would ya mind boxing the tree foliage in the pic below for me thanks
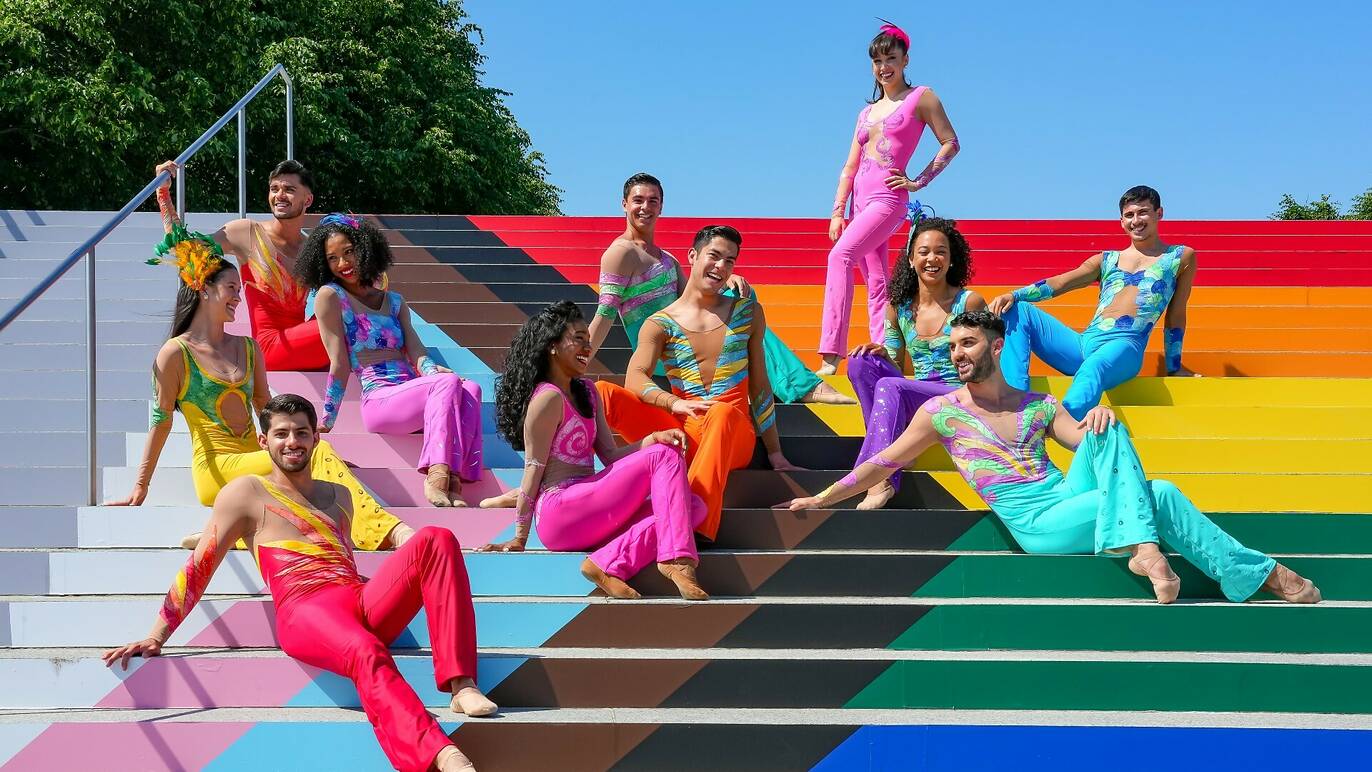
[0,0,560,214]
[1271,189,1372,221]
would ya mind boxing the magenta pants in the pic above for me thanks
[535,443,706,580]
[819,173,907,356]
[359,373,483,482]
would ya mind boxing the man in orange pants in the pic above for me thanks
[596,225,800,540]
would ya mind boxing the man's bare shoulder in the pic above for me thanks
[601,238,651,274]
[216,219,260,254]
[217,475,267,513]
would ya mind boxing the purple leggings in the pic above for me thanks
[536,443,706,580]
[360,373,483,482]
[848,353,957,489]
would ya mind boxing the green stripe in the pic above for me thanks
[912,554,1372,601]
[846,660,1372,713]
[890,604,1372,653]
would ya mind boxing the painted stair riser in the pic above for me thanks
[7,598,1371,652]
[0,551,1365,600]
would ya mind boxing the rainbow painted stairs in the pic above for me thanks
[1,211,1371,770]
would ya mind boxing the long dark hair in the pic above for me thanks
[887,216,974,309]
[868,27,911,103]
[170,261,238,339]
[494,301,592,451]
[293,215,394,290]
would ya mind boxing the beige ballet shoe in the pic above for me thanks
[450,677,498,717]
[657,558,709,601]
[384,522,416,549]
[478,489,518,509]
[424,464,452,508]
[801,381,858,405]
[1262,563,1322,604]
[179,532,201,550]
[447,474,469,508]
[856,481,896,511]
[1128,549,1181,604]
[435,745,476,772]
[815,358,839,377]
[580,557,641,599]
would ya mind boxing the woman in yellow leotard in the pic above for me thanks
[107,169,409,550]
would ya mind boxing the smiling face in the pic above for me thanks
[949,324,1003,384]
[622,183,663,230]
[267,173,311,220]
[203,265,242,324]
[871,48,909,91]
[1120,201,1162,242]
[324,232,362,289]
[550,320,592,378]
[910,229,952,289]
[687,237,738,293]
[260,411,317,473]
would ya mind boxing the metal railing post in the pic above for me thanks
[176,165,187,223]
[86,247,98,506]
[284,71,295,160]
[238,110,248,219]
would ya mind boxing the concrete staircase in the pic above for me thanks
[2,212,1371,770]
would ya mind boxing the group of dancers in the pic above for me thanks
[97,21,1320,772]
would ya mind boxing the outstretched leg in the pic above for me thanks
[998,303,1086,390]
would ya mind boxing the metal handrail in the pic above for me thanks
[0,64,294,505]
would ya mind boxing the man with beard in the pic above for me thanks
[156,159,330,370]
[783,310,1320,606]
[595,225,802,541]
[104,394,496,772]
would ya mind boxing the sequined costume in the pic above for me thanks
[819,86,931,356]
[1001,245,1187,419]
[321,284,482,481]
[527,381,706,578]
[242,224,331,371]
[922,392,1274,601]
[846,289,970,487]
[168,336,401,549]
[595,250,823,403]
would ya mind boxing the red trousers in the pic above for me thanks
[269,527,477,772]
[595,381,754,540]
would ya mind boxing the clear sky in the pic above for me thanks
[465,0,1372,219]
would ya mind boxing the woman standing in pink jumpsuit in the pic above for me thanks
[817,20,962,375]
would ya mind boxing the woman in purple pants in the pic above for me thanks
[846,216,983,509]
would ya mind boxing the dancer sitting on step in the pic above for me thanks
[817,19,960,376]
[294,213,483,508]
[477,302,709,601]
[845,214,985,510]
[785,310,1320,606]
[987,185,1200,420]
[153,159,332,371]
[104,394,495,772]
[107,199,410,551]
[590,172,853,405]
[595,225,802,542]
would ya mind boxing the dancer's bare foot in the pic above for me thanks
[856,481,896,511]
[447,475,468,508]
[424,464,452,508]
[580,557,641,599]
[658,558,709,601]
[1128,544,1180,604]
[478,490,518,509]
[1262,563,1322,604]
[801,381,857,405]
[449,676,498,717]
[435,744,476,772]
[815,355,840,377]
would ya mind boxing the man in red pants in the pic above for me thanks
[104,394,494,772]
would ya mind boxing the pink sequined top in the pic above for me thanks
[854,85,929,177]
[533,380,598,472]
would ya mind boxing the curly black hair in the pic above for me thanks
[494,301,593,451]
[887,216,974,309]
[293,215,395,290]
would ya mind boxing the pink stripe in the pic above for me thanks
[187,599,280,647]
[2,722,253,771]
[96,658,315,709]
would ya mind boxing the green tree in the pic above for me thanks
[1347,188,1372,221]
[0,0,560,214]
[1271,189,1372,221]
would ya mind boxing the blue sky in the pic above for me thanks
[465,1,1372,219]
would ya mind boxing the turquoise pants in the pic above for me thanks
[982,423,1275,602]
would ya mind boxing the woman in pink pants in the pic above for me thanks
[479,301,709,601]
[297,214,483,507]
[817,20,962,375]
